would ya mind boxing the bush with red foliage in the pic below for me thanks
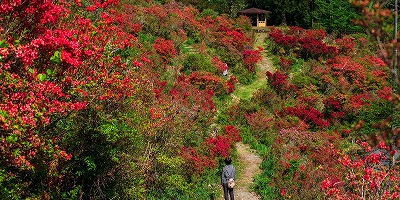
[328,56,367,89]
[299,36,338,58]
[211,56,229,74]
[284,106,329,128]
[242,46,263,72]
[225,76,238,93]
[153,37,177,63]
[180,147,216,174]
[335,36,356,55]
[278,56,292,71]
[188,71,236,95]
[245,109,273,134]
[181,125,241,174]
[222,125,241,143]
[269,28,299,49]
[271,128,343,199]
[322,141,400,199]
[323,97,345,121]
[266,70,298,98]
[269,27,338,58]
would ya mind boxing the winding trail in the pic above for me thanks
[220,31,274,200]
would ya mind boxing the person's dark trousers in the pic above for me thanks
[222,183,234,200]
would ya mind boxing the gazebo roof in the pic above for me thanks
[238,7,271,14]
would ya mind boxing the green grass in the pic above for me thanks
[233,78,267,101]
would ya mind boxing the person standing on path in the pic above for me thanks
[221,157,236,200]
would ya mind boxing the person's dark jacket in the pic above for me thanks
[221,164,236,184]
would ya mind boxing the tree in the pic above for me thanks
[313,0,362,33]
[246,0,362,31]
[245,0,313,27]
[177,0,247,16]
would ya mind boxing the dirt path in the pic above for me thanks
[233,142,262,200]
[220,32,274,200]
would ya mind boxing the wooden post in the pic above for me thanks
[265,14,267,26]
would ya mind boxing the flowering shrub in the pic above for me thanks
[245,109,273,134]
[299,36,338,58]
[188,71,235,95]
[153,38,177,63]
[223,125,241,143]
[266,70,298,97]
[180,146,216,174]
[225,76,238,93]
[242,46,263,72]
[278,56,292,71]
[269,27,338,58]
[284,106,329,128]
[211,56,229,74]
[205,135,231,157]
[335,36,356,55]
[269,28,299,49]
[322,141,400,199]
[323,97,345,121]
[328,56,367,89]
[270,128,343,199]
[181,125,241,174]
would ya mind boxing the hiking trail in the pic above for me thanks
[220,31,274,200]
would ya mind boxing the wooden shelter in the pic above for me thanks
[238,8,271,27]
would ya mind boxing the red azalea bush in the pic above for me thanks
[271,128,343,199]
[266,70,298,98]
[335,36,356,55]
[322,141,400,199]
[0,0,255,198]
[211,56,229,74]
[323,97,345,121]
[181,125,241,174]
[284,106,329,128]
[180,146,216,174]
[153,37,177,63]
[242,46,263,72]
[223,125,242,143]
[278,56,293,71]
[269,27,338,58]
[299,36,338,58]
[328,56,367,89]
[269,28,299,49]
[245,109,273,135]
[225,76,238,93]
[187,71,236,95]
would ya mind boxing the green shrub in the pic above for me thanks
[358,101,393,135]
[182,53,215,73]
[230,64,257,85]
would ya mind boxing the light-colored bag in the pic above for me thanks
[228,177,235,188]
[227,167,235,188]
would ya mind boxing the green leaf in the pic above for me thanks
[12,149,20,157]
[13,40,20,46]
[6,134,17,144]
[50,51,61,64]
[0,40,7,48]
[28,68,34,74]
[46,69,54,76]
[37,73,47,81]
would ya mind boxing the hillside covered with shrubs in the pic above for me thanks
[1,0,400,199]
